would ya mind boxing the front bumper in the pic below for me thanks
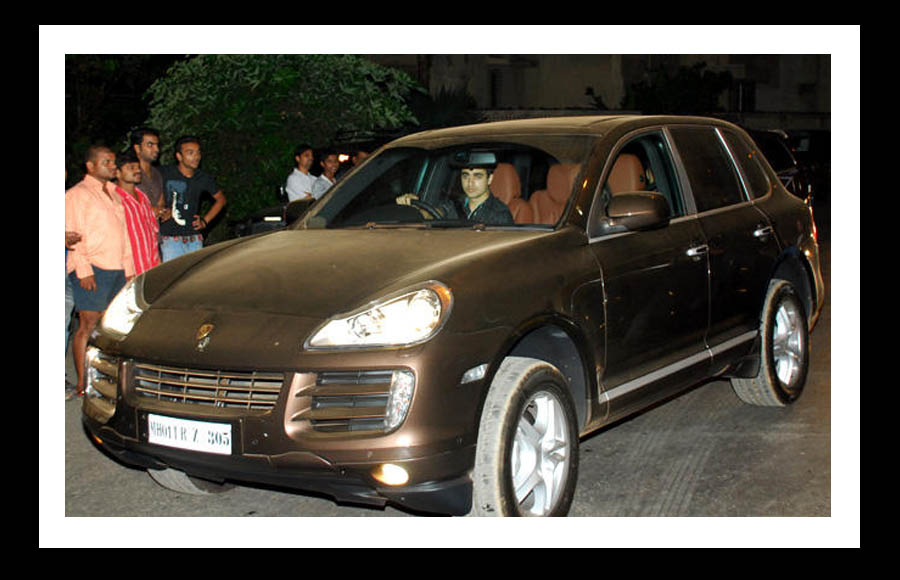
[79,330,502,515]
[83,408,474,515]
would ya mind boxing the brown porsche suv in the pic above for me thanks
[82,115,824,516]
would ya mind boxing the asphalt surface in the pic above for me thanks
[44,202,859,547]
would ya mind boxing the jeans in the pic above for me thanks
[161,235,203,262]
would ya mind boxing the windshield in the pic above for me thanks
[295,135,596,229]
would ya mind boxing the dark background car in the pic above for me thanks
[788,129,831,202]
[746,128,812,202]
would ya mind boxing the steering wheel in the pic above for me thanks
[410,199,443,220]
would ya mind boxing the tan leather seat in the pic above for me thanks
[607,153,646,194]
[490,163,533,224]
[530,163,580,225]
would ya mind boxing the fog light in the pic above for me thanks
[372,463,409,486]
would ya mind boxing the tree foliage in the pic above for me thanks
[144,55,422,240]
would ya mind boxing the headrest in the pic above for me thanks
[608,153,646,194]
[490,163,522,204]
[547,163,581,203]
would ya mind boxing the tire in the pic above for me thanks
[731,279,810,407]
[147,468,234,496]
[470,357,579,516]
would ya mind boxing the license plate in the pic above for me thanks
[147,414,232,455]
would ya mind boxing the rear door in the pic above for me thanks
[667,125,781,369]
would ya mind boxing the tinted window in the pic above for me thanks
[670,126,745,212]
[722,130,771,199]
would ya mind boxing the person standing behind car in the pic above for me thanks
[65,145,134,397]
[335,148,369,181]
[159,136,226,261]
[285,144,316,202]
[113,150,161,275]
[130,127,167,218]
[311,149,340,199]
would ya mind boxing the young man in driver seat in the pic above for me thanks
[396,157,514,226]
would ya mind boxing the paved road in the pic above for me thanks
[47,206,857,546]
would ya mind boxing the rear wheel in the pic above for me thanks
[731,279,809,406]
[470,357,579,516]
[147,468,234,496]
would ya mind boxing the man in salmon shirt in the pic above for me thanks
[65,145,134,398]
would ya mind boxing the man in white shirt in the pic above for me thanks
[311,150,340,200]
[285,144,316,202]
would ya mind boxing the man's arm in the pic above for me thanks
[194,190,227,230]
[286,173,313,201]
[65,188,94,281]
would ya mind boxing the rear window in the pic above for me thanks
[721,130,771,199]
[669,126,745,212]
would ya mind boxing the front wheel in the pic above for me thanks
[731,279,810,406]
[470,357,579,516]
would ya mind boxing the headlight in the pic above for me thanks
[100,276,148,340]
[306,282,452,349]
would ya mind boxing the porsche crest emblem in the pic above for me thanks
[196,323,215,351]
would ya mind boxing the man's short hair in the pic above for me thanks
[175,135,201,155]
[116,149,140,169]
[85,144,113,165]
[130,127,160,147]
[294,144,313,158]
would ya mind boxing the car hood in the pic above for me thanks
[143,227,547,320]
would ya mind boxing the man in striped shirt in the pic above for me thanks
[112,150,161,275]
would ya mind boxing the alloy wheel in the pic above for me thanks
[511,390,572,516]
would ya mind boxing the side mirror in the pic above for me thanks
[594,192,670,235]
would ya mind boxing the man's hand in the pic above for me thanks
[192,214,208,231]
[80,275,97,292]
[65,231,82,249]
[395,193,420,206]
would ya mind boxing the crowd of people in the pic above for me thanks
[64,128,354,400]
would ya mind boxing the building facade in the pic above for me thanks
[366,54,831,130]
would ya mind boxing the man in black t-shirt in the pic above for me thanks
[159,136,227,262]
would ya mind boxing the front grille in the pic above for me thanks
[133,362,285,411]
[302,370,394,433]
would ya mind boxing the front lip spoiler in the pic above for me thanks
[83,414,474,516]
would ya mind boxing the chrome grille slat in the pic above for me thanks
[133,362,285,411]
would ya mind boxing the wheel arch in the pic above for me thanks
[483,314,595,432]
[772,247,816,324]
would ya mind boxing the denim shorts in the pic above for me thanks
[161,235,203,262]
[69,267,126,312]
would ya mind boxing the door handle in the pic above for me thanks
[686,244,709,259]
[753,225,774,239]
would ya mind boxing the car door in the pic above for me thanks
[667,125,781,370]
[584,130,711,418]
